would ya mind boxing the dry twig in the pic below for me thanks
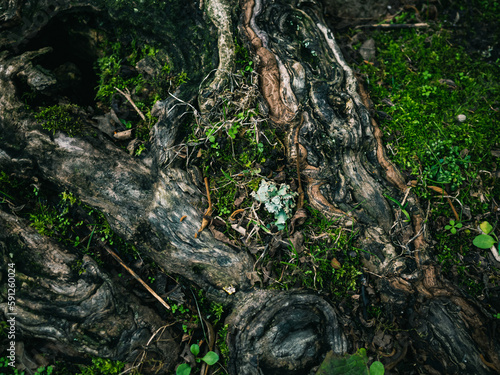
[114,87,147,121]
[102,244,170,310]
[294,114,305,209]
[195,177,213,238]
[356,23,429,30]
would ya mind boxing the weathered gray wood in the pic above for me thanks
[0,210,180,373]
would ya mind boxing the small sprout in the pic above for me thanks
[176,344,220,375]
[445,219,462,235]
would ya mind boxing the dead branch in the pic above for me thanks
[102,244,171,310]
[115,87,147,122]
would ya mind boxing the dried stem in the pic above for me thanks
[102,244,170,310]
[115,87,147,121]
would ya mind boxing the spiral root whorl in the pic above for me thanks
[226,290,347,375]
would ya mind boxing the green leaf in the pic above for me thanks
[480,221,493,235]
[445,225,451,230]
[451,227,457,234]
[455,222,463,229]
[383,194,403,210]
[201,351,219,365]
[473,234,496,249]
[402,210,411,222]
[176,363,191,375]
[449,220,455,225]
[190,344,200,356]
[369,361,385,375]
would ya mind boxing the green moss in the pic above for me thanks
[34,104,87,137]
[359,29,499,211]
[25,187,140,267]
[77,357,125,375]
[357,19,500,298]
[234,37,254,76]
[93,36,193,144]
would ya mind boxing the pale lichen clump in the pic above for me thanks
[251,180,298,230]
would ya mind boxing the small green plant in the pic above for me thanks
[176,344,219,375]
[420,84,437,97]
[216,324,230,360]
[423,141,471,191]
[120,118,133,129]
[445,219,463,235]
[209,302,225,325]
[171,303,189,315]
[473,221,498,249]
[251,180,298,230]
[234,37,254,76]
[383,194,410,222]
[29,191,73,238]
[228,123,240,139]
[135,143,146,156]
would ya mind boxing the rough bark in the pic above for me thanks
[1,0,499,374]
[0,210,180,372]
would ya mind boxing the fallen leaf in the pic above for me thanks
[331,258,341,269]
[438,78,458,90]
[231,224,246,236]
[209,225,238,247]
[290,208,308,233]
[234,187,247,207]
[289,231,304,254]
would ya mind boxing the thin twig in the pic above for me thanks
[356,23,429,29]
[169,91,199,117]
[114,87,146,122]
[295,114,305,209]
[428,185,460,221]
[102,244,170,310]
[400,186,412,207]
[196,177,213,238]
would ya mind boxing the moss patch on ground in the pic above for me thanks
[351,3,500,302]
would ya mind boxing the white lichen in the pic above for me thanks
[252,180,298,230]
